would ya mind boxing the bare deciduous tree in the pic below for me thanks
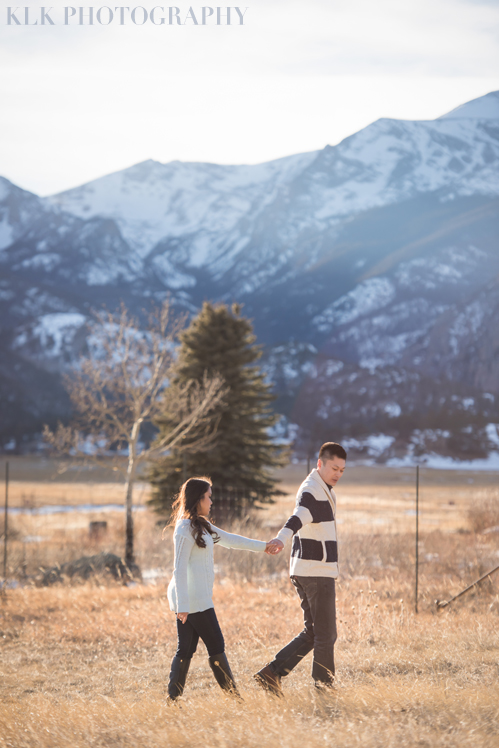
[44,301,226,569]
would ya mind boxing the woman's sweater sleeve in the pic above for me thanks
[172,528,195,613]
[211,525,266,553]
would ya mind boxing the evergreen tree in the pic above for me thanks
[149,302,286,514]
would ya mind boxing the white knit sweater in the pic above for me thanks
[167,519,267,614]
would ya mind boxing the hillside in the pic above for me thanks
[1,91,498,462]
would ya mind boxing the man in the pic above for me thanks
[255,441,347,695]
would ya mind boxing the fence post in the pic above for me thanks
[2,461,9,593]
[415,464,419,614]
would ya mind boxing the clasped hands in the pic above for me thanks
[265,538,284,555]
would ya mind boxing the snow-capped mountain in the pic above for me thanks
[1,91,498,461]
[439,90,499,119]
[44,93,499,298]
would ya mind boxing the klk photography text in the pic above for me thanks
[4,5,248,24]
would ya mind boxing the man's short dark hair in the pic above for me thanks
[318,442,347,462]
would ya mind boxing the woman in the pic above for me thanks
[165,476,273,700]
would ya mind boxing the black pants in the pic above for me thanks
[175,607,225,659]
[269,576,337,685]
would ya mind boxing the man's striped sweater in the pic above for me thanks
[276,468,338,578]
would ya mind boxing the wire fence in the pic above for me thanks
[1,457,499,607]
[154,484,273,523]
[0,459,276,586]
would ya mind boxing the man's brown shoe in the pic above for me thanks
[254,665,283,697]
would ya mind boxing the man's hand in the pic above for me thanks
[265,538,284,555]
[177,612,188,624]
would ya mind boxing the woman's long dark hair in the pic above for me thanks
[165,477,219,548]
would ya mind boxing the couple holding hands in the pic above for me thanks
[166,441,347,701]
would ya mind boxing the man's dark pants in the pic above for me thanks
[269,576,337,685]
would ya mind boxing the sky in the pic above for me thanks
[1,0,499,195]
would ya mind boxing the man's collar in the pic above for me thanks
[310,468,332,492]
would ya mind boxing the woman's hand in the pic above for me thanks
[177,612,188,624]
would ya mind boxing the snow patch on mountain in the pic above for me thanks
[21,253,61,272]
[395,246,486,290]
[384,403,401,418]
[151,254,196,289]
[313,277,395,333]
[357,330,426,371]
[84,262,135,286]
[448,301,485,355]
[0,220,14,251]
[263,342,319,388]
[14,313,87,358]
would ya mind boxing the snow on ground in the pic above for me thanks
[486,424,499,448]
[365,434,395,455]
[343,434,395,457]
[388,453,499,470]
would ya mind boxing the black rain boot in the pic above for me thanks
[167,656,191,701]
[208,652,241,698]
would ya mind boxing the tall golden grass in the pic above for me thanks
[1,570,498,748]
[1,462,498,747]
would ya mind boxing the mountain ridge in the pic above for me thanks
[1,91,498,462]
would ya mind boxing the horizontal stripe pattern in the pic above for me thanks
[299,491,335,523]
[284,515,303,534]
[292,537,323,561]
[325,540,338,563]
[291,537,338,563]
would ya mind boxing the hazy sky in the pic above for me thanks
[1,0,499,195]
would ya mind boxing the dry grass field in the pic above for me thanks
[1,572,498,748]
[1,458,499,747]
